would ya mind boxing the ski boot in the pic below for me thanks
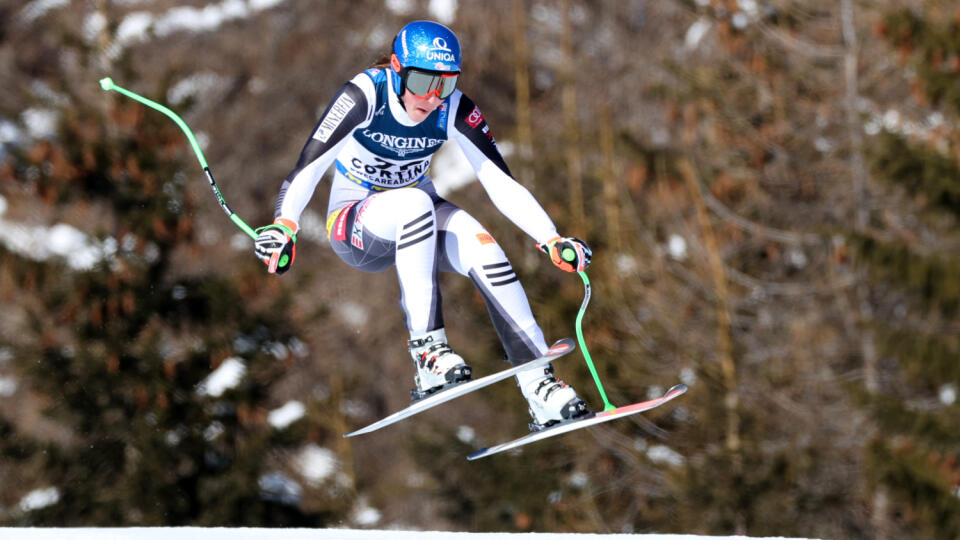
[408,328,472,400]
[517,364,592,432]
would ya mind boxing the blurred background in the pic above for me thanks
[1,0,959,538]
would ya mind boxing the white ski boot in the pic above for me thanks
[517,364,592,431]
[408,328,472,400]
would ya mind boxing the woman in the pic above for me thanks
[254,20,592,430]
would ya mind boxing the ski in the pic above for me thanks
[466,383,688,460]
[343,338,576,438]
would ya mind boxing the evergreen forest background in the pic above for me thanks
[1,1,960,538]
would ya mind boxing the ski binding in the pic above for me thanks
[343,338,576,438]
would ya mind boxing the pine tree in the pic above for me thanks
[0,67,349,529]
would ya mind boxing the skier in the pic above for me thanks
[254,20,592,430]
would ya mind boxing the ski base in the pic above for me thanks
[467,383,688,460]
[343,338,576,438]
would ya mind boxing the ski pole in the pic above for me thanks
[560,246,616,412]
[98,77,257,240]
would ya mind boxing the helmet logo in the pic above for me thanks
[424,36,457,66]
[432,37,451,52]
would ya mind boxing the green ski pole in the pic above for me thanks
[99,77,257,240]
[560,248,616,412]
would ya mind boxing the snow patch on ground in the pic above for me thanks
[295,445,338,486]
[350,497,382,527]
[21,108,58,140]
[0,527,821,539]
[268,400,306,429]
[17,488,60,512]
[0,215,118,271]
[196,357,246,397]
[106,0,290,55]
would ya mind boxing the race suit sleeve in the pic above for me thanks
[448,93,559,245]
[274,75,374,222]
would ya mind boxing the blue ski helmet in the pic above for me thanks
[391,21,462,95]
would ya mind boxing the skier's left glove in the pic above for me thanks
[254,218,298,275]
[537,236,592,273]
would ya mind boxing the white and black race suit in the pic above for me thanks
[274,67,560,364]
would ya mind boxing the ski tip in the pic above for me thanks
[547,338,575,355]
[99,77,115,91]
[466,448,489,461]
[667,383,689,396]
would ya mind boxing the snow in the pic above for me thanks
[259,471,303,505]
[684,18,711,50]
[350,497,383,527]
[731,13,749,30]
[338,301,370,328]
[385,0,415,15]
[17,487,60,512]
[0,376,17,397]
[82,10,106,43]
[429,0,458,24]
[268,400,306,429]
[456,425,476,443]
[295,444,338,486]
[940,383,957,405]
[667,234,688,261]
[231,231,253,250]
[203,421,225,441]
[568,472,588,488]
[298,209,329,244]
[647,444,686,466]
[22,108,58,140]
[196,357,246,397]
[0,211,118,271]
[112,0,291,51]
[115,12,154,46]
[0,118,24,150]
[431,140,476,197]
[614,254,638,275]
[250,0,286,9]
[0,528,819,539]
[167,72,231,105]
[19,0,68,23]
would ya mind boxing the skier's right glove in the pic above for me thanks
[254,218,298,275]
[537,236,592,273]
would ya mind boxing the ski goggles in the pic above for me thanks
[402,68,459,99]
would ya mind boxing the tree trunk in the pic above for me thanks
[680,159,743,533]
[600,103,621,252]
[842,2,888,538]
[560,0,585,232]
[511,0,534,184]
